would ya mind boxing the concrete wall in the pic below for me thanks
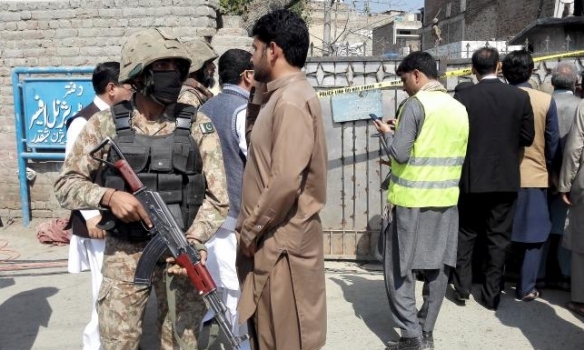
[372,20,421,56]
[0,0,222,220]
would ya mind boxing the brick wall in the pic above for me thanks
[0,0,221,221]
[421,0,558,49]
[372,23,394,56]
[463,0,498,41]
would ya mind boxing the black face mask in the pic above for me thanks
[148,70,183,105]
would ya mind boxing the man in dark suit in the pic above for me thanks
[451,47,535,310]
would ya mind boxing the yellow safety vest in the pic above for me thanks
[388,90,469,208]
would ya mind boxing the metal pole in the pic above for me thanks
[12,69,31,227]
[323,0,332,56]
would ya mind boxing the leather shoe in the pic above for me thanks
[453,290,469,306]
[385,336,423,350]
[476,294,498,310]
[422,331,434,350]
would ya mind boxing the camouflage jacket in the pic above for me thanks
[54,97,229,243]
[178,79,213,108]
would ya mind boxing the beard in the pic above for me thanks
[253,51,270,83]
[204,76,216,89]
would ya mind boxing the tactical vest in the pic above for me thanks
[388,90,469,208]
[103,101,206,241]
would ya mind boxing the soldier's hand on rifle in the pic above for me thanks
[166,257,188,276]
[165,241,208,277]
[86,215,106,239]
[102,189,153,228]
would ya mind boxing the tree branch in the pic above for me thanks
[241,0,303,33]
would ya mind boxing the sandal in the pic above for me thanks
[520,289,541,302]
[566,301,584,317]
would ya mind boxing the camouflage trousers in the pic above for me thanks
[97,237,207,350]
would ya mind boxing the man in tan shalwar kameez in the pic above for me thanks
[236,9,328,350]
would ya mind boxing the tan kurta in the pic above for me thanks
[518,87,552,187]
[236,72,328,350]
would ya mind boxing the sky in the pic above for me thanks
[353,0,425,13]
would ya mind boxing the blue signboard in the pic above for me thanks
[330,89,383,123]
[22,78,94,149]
[12,66,94,226]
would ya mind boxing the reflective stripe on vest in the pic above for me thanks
[388,90,469,208]
[390,173,461,189]
[408,156,465,167]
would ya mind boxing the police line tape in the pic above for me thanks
[317,49,584,98]
[317,80,402,97]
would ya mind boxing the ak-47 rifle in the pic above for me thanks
[90,137,248,349]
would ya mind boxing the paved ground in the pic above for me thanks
[1,217,583,350]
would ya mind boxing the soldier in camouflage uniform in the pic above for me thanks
[54,28,229,350]
[178,38,219,107]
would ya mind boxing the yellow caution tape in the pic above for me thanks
[442,50,584,78]
[533,49,584,62]
[317,49,584,98]
[317,79,402,97]
[443,67,472,77]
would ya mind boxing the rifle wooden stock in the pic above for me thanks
[175,254,216,295]
[113,159,143,192]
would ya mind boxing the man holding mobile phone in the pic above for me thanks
[373,51,469,350]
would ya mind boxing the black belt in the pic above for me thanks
[108,228,152,242]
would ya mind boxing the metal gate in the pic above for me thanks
[306,57,407,260]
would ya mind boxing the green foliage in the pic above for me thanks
[219,0,308,16]
[289,0,311,24]
[219,0,252,15]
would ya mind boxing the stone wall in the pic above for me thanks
[0,0,221,221]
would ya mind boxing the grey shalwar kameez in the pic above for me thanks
[381,82,459,339]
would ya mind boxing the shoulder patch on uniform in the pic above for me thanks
[200,122,215,134]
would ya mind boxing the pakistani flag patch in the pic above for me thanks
[200,122,215,134]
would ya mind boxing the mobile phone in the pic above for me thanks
[369,113,381,121]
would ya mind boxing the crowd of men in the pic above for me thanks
[51,6,584,350]
[374,48,584,350]
[55,9,327,350]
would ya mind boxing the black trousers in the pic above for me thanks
[452,192,517,309]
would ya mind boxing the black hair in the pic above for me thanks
[218,49,253,86]
[454,81,475,93]
[502,50,534,85]
[92,62,120,94]
[395,51,438,79]
[193,62,216,89]
[471,47,499,76]
[251,9,309,68]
